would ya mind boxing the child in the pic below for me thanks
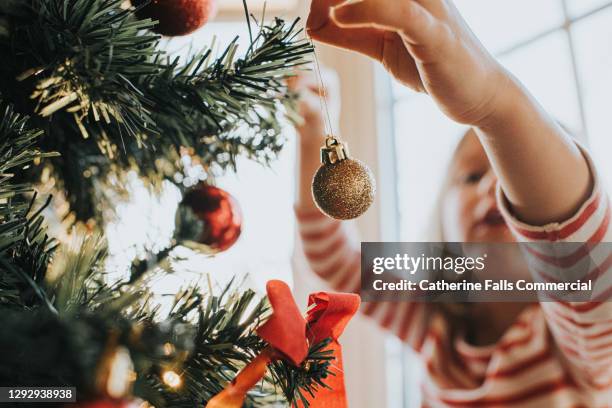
[293,0,612,406]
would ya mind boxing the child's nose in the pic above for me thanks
[478,170,498,197]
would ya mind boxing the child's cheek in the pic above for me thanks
[441,187,474,242]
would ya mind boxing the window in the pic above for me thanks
[381,1,612,406]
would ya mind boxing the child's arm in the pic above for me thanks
[307,0,592,226]
[308,0,611,384]
[291,72,433,351]
[497,158,612,388]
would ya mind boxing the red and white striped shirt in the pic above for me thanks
[295,157,612,407]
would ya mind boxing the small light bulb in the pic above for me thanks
[162,370,182,388]
[163,342,175,356]
[106,346,134,398]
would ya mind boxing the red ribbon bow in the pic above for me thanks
[206,280,360,408]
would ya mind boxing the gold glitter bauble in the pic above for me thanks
[312,157,376,220]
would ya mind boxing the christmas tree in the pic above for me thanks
[0,1,355,406]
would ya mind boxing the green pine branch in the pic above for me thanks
[0,4,333,405]
[0,100,57,309]
[0,0,312,220]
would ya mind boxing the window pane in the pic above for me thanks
[454,0,564,53]
[567,0,612,17]
[499,30,582,133]
[392,95,465,241]
[573,7,612,186]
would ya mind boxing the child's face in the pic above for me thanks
[441,132,515,243]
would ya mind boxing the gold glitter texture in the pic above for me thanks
[312,158,376,220]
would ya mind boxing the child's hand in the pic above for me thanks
[288,69,341,146]
[307,0,510,126]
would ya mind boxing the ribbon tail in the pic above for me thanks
[303,291,360,408]
[301,341,348,408]
[206,348,273,408]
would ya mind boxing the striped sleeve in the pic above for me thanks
[496,146,612,388]
[295,207,432,351]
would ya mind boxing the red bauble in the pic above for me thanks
[134,0,216,36]
[182,184,242,252]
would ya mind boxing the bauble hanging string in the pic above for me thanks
[309,42,376,220]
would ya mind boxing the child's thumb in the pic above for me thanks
[307,0,346,35]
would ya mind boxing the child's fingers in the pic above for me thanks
[381,32,426,91]
[309,22,391,62]
[307,0,348,34]
[307,0,390,60]
[308,19,425,91]
[332,0,441,46]
[306,0,427,90]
